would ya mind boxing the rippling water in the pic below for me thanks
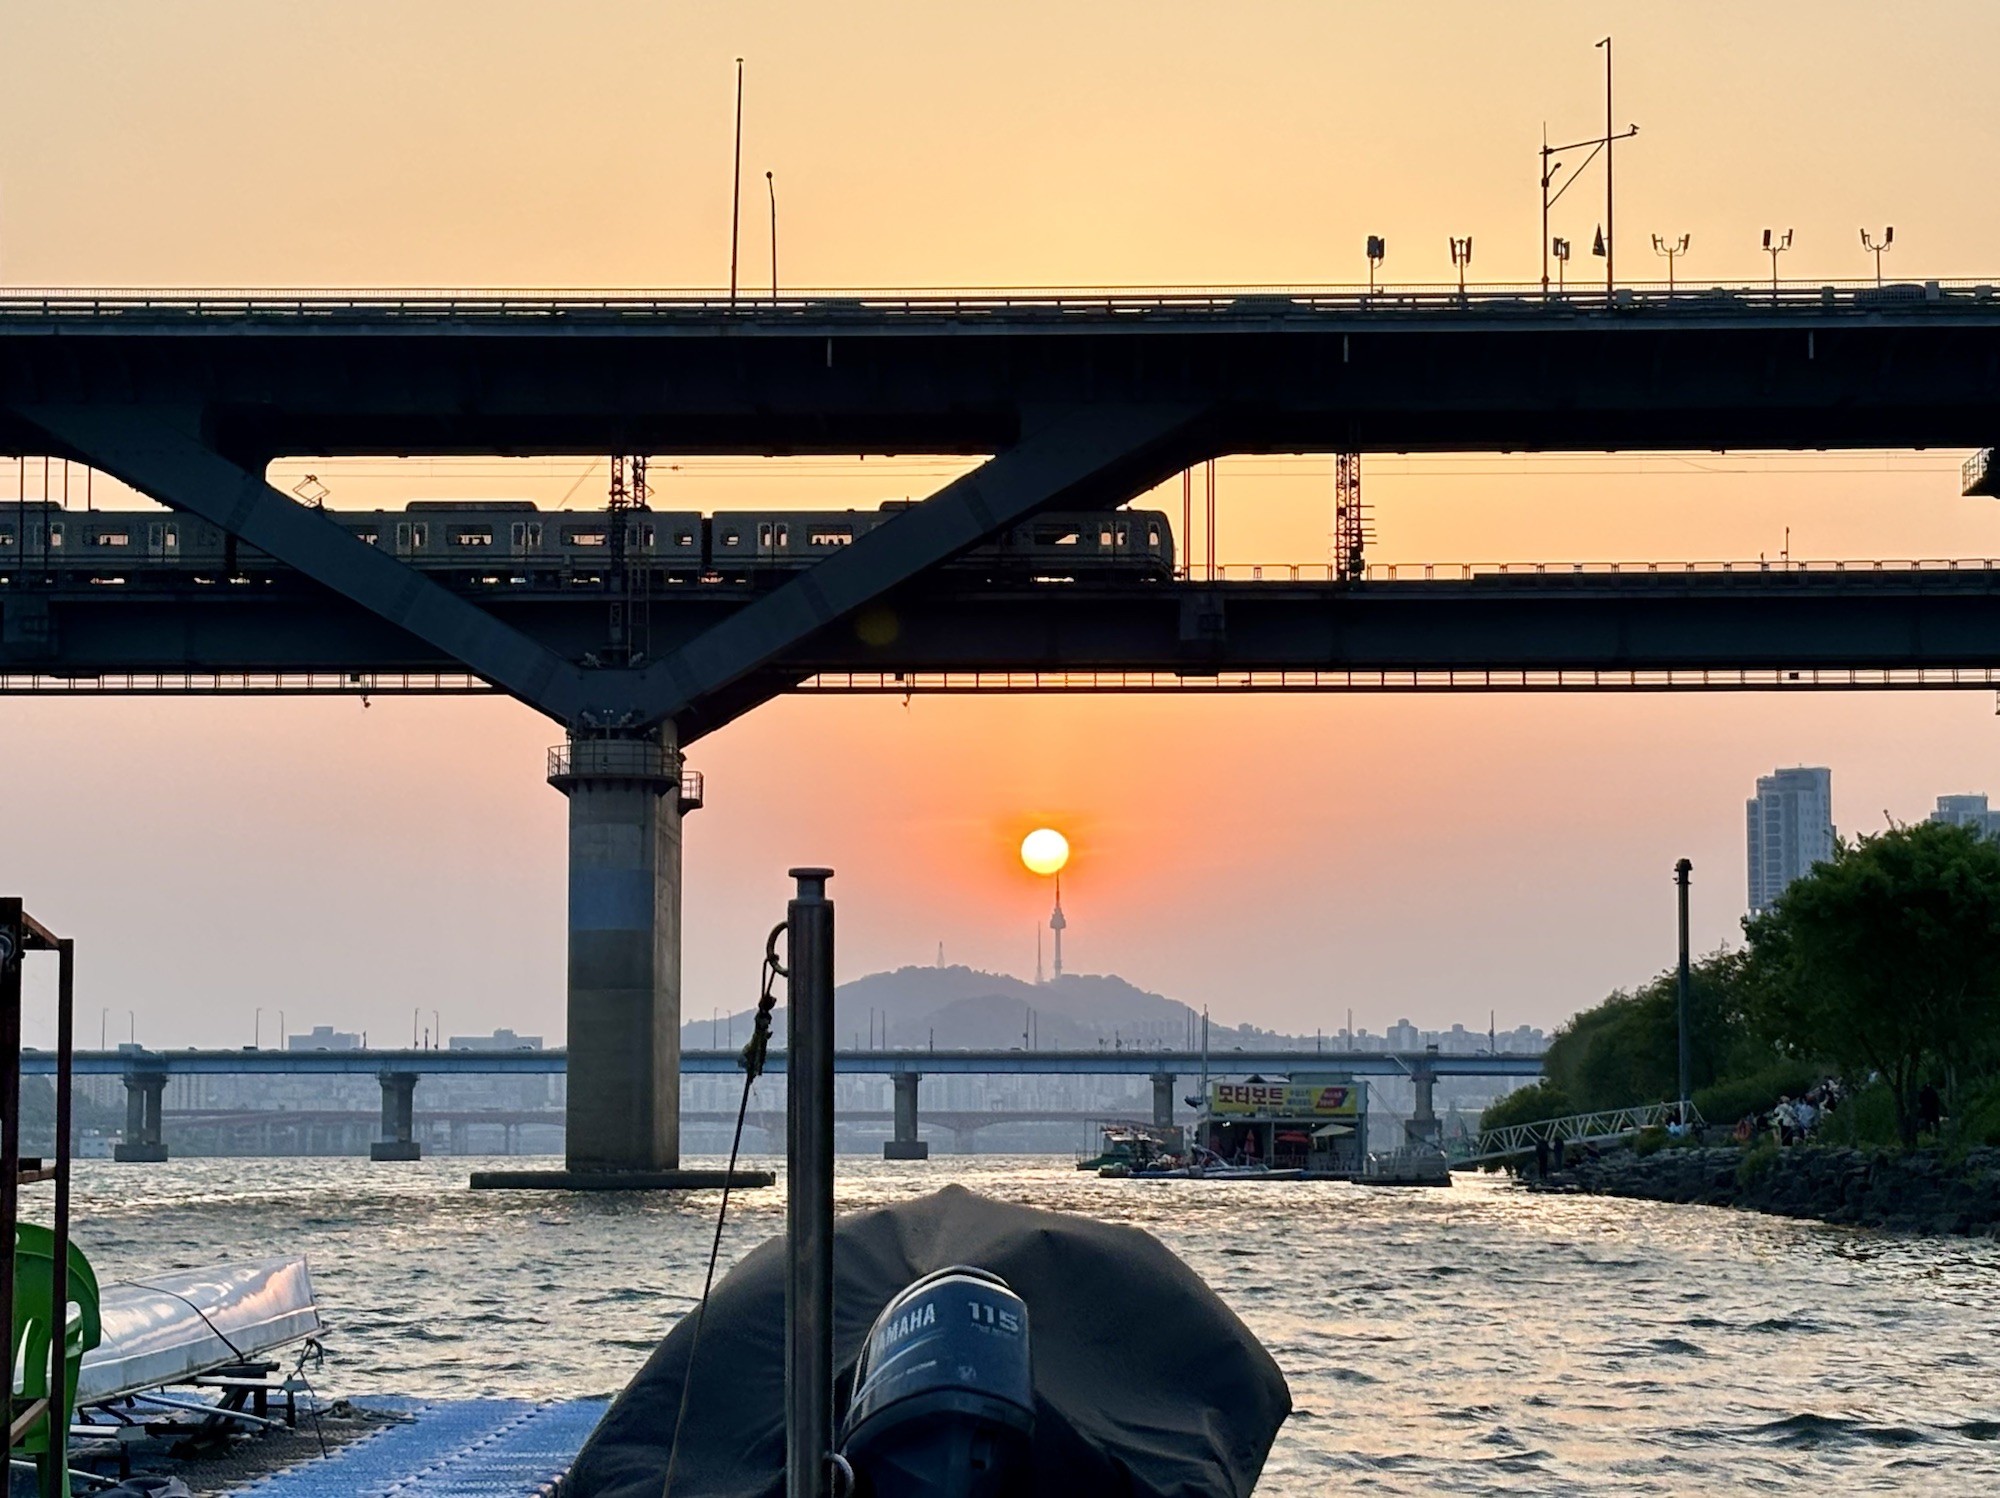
[63,1155,2000,1494]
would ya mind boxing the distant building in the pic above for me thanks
[449,1029,544,1051]
[1929,794,2000,839]
[1746,766,1835,914]
[288,1025,360,1051]
[1386,1018,1421,1051]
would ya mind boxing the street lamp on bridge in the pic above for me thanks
[1861,225,1894,287]
[1763,228,1793,301]
[1652,232,1690,294]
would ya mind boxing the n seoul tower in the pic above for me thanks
[1021,828,1070,981]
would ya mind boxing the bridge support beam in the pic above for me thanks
[1406,1052,1440,1149]
[370,1071,421,1161]
[1151,1072,1177,1128]
[884,1072,929,1160]
[113,1071,168,1163]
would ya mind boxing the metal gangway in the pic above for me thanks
[1448,1101,1704,1166]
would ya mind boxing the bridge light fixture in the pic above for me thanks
[1552,237,1571,292]
[1861,226,1894,286]
[1763,228,1793,301]
[1449,236,1473,296]
[1365,235,1386,294]
[1651,232,1690,294]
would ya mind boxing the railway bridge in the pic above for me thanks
[4,282,1997,1184]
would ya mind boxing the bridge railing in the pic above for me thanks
[1450,1101,1705,1164]
[0,277,1993,322]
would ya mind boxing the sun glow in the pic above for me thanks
[1020,827,1070,877]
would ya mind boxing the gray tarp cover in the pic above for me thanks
[565,1185,1291,1498]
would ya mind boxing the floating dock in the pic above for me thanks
[224,1398,606,1497]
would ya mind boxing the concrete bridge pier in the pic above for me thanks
[1406,1049,1440,1148]
[114,1071,168,1162]
[370,1071,421,1161]
[470,732,771,1192]
[884,1072,929,1160]
[1151,1072,1177,1128]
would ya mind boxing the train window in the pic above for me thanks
[639,524,656,550]
[146,523,179,558]
[91,529,132,548]
[809,528,853,547]
[563,527,609,547]
[1098,526,1114,548]
[1115,523,1130,549]
[527,523,542,549]
[0,527,13,547]
[775,524,788,548]
[510,521,544,551]
[673,530,695,548]
[353,528,380,546]
[720,528,742,548]
[449,526,494,547]
[48,523,64,548]
[1034,525,1081,546]
[757,523,774,549]
[1147,523,1162,550]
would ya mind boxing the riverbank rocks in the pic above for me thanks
[1527,1145,2000,1236]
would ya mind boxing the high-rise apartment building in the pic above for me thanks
[1929,794,2000,839]
[1746,766,1835,914]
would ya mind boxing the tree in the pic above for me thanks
[1744,821,2000,1147]
[1543,950,1761,1114]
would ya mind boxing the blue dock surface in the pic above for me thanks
[227,1398,609,1497]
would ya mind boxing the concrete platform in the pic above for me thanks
[468,1167,774,1191]
[368,1141,422,1162]
[883,1140,930,1160]
[112,1142,169,1163]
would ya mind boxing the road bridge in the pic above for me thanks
[151,1106,1150,1158]
[42,1047,1539,1163]
[6,279,1991,1185]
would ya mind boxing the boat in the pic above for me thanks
[76,1256,322,1407]
[1076,1121,1184,1173]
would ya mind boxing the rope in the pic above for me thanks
[661,920,788,1498]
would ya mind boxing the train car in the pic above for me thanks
[706,503,1175,584]
[0,498,1176,586]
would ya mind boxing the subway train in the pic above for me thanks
[0,500,1175,585]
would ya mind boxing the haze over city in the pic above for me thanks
[8,0,2000,1051]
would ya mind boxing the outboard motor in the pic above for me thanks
[838,1265,1033,1498]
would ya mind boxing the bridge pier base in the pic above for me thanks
[1151,1072,1177,1128]
[113,1071,168,1162]
[883,1072,929,1160]
[370,1071,421,1161]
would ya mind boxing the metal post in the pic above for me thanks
[1675,858,1692,1120]
[0,899,22,1413]
[729,59,745,305]
[1599,35,1614,295]
[786,867,836,1498]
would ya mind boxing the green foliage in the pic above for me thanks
[1953,1076,2000,1149]
[1693,1060,1823,1128]
[1544,949,1769,1115]
[1745,820,2000,1147]
[1737,1139,1781,1188]
[1478,1081,1573,1134]
[1815,1079,1904,1150]
[1631,1125,1669,1156]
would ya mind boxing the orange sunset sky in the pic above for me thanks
[7,2,2000,1048]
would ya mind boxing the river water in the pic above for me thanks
[63,1155,2000,1495]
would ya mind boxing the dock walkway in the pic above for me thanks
[225,1397,607,1497]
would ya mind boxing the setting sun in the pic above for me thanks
[1020,827,1071,877]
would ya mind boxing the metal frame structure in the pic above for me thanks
[1451,1101,1703,1164]
[0,898,75,1467]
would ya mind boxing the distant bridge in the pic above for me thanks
[30,1047,1545,1079]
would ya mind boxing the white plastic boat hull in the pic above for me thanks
[76,1257,321,1406]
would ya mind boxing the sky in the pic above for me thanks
[7,2,2000,1049]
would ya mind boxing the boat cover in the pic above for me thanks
[565,1185,1290,1498]
[76,1257,321,1406]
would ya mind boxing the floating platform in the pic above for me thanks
[468,1167,774,1191]
[226,1397,606,1496]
